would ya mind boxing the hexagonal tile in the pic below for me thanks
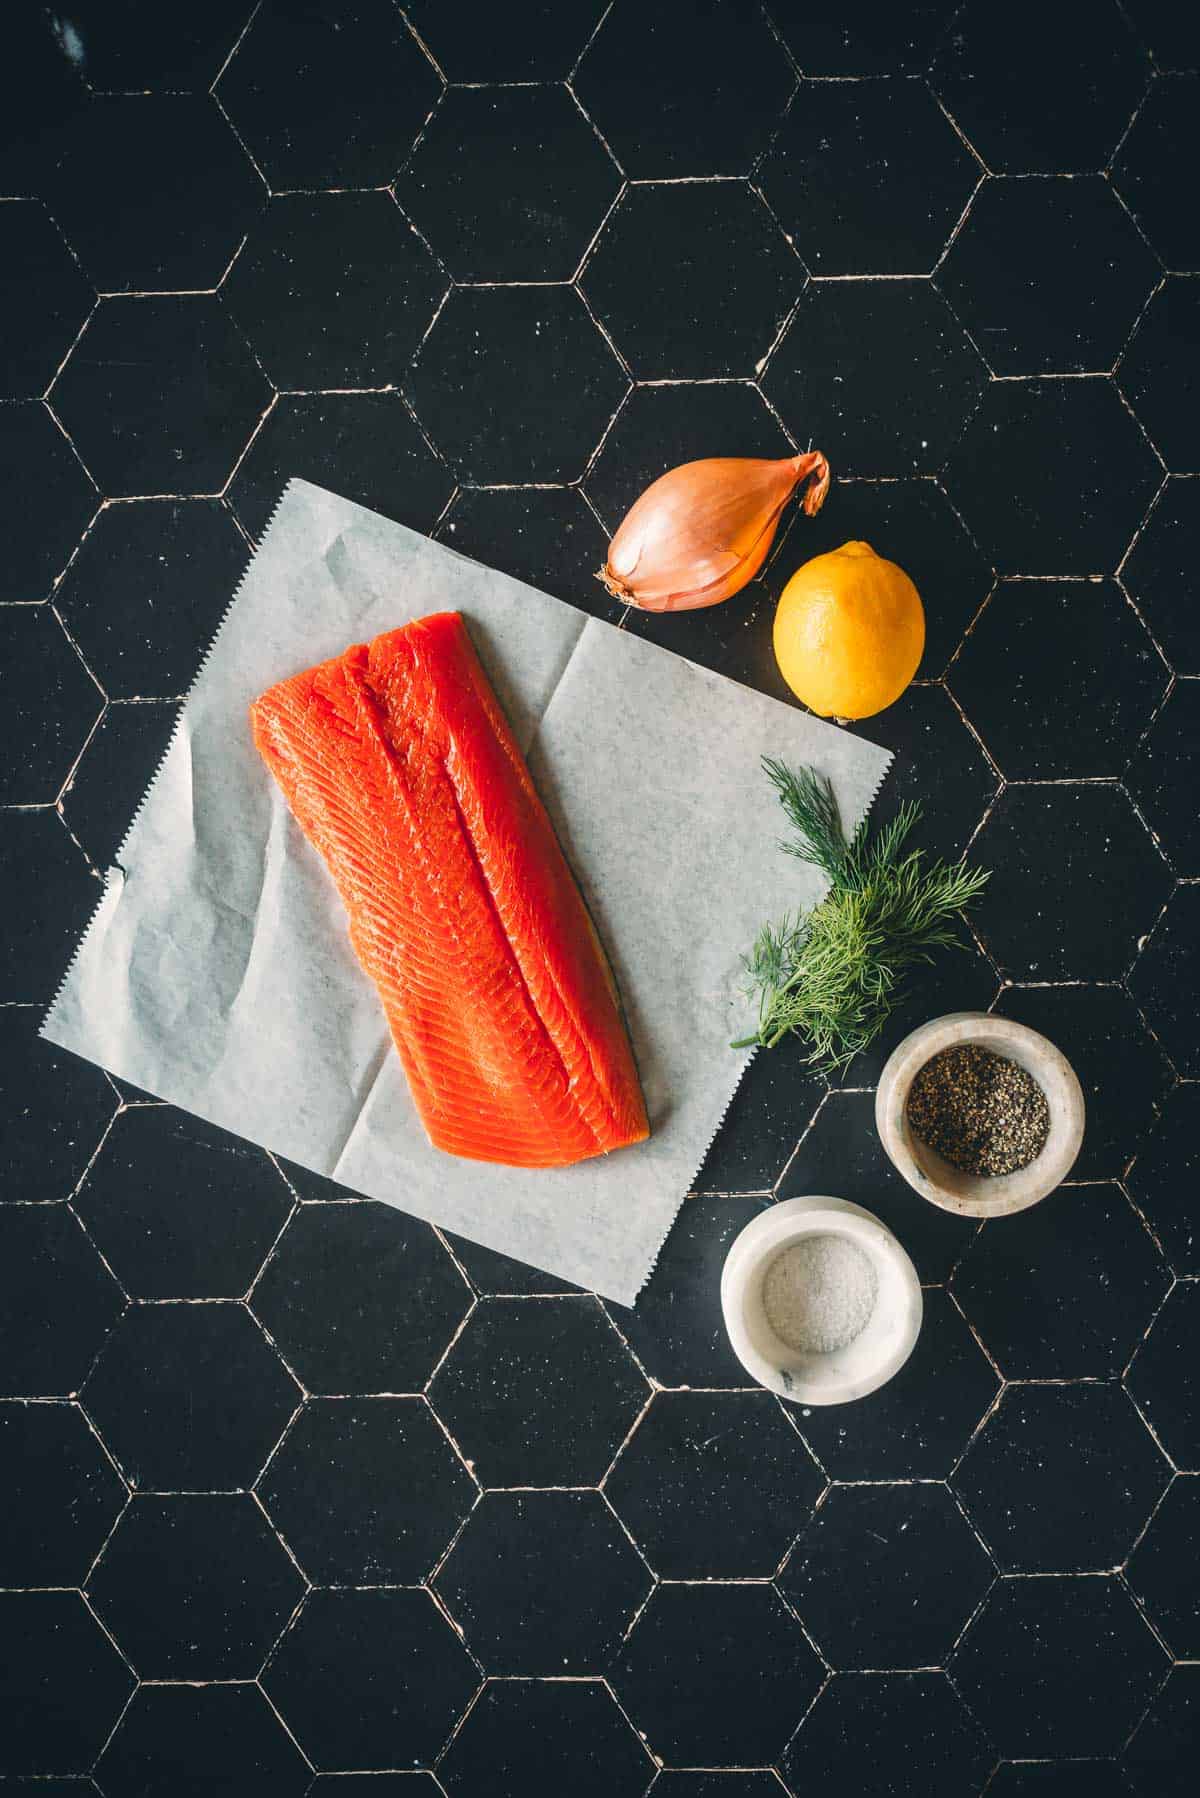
[442,1230,581,1297]
[0,200,92,399]
[1128,1279,1200,1468]
[1127,1084,1199,1273]
[860,683,996,862]
[693,1038,823,1194]
[0,402,97,603]
[433,1490,648,1674]
[573,0,792,178]
[779,1483,992,1670]
[439,1679,651,1798]
[50,296,271,498]
[951,1184,1169,1378]
[779,1090,978,1284]
[1128,680,1200,872]
[224,192,446,393]
[1122,478,1200,674]
[1124,1664,1199,1798]
[263,1588,478,1772]
[1123,3,1200,70]
[38,95,264,294]
[83,1302,299,1490]
[259,1397,473,1585]
[52,1,250,91]
[73,1105,288,1300]
[0,608,101,805]
[2,1010,115,1206]
[436,486,615,623]
[949,580,1166,778]
[410,285,626,485]
[651,1778,782,1798]
[250,1201,471,1395]
[581,181,799,378]
[228,392,453,545]
[773,1,949,75]
[86,1492,303,1678]
[764,280,985,475]
[0,1205,122,1398]
[621,573,796,708]
[428,1296,646,1487]
[217,0,440,190]
[794,1287,998,1479]
[953,1574,1166,1758]
[0,1400,124,1586]
[310,1781,440,1796]
[0,8,87,198]
[942,377,1160,574]
[96,1682,309,1798]
[609,1581,822,1765]
[931,0,1150,173]
[0,810,100,1003]
[59,699,178,868]
[406,0,602,80]
[991,985,1172,1181]
[782,1673,993,1797]
[1127,1473,1200,1655]
[0,1590,133,1777]
[605,1389,821,1578]
[1129,882,1200,1074]
[953,1382,1169,1573]
[1113,74,1200,271]
[1118,276,1200,471]
[971,785,1171,980]
[938,176,1158,376]
[985,1764,1135,1797]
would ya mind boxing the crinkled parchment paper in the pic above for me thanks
[43,481,891,1302]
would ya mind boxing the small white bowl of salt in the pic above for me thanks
[720,1196,923,1405]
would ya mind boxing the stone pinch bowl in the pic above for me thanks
[720,1195,923,1406]
[875,1011,1085,1221]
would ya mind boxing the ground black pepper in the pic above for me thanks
[906,1043,1050,1177]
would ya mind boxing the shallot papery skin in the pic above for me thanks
[597,451,830,613]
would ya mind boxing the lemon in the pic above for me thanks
[773,541,924,720]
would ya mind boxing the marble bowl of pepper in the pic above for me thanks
[875,1013,1085,1220]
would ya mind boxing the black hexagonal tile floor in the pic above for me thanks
[309,1780,440,1796]
[217,0,440,191]
[605,1388,821,1578]
[50,296,271,498]
[620,574,796,708]
[0,200,92,400]
[782,1672,993,1798]
[0,1590,133,1777]
[860,682,997,863]
[581,181,800,378]
[779,1089,978,1284]
[694,1037,824,1193]
[651,1777,782,1798]
[1122,478,1200,674]
[1113,74,1200,272]
[442,1230,581,1297]
[1129,882,1200,1075]
[1127,1473,1200,1656]
[96,1682,309,1798]
[985,1764,1135,1797]
[0,609,101,808]
[1128,1279,1200,1469]
[573,0,793,179]
[436,486,616,623]
[1118,276,1200,472]
[971,785,1171,980]
[1124,1663,1199,1798]
[224,193,446,394]
[991,983,1172,1181]
[0,810,100,1004]
[760,79,979,276]
[399,85,618,284]
[228,392,453,544]
[434,1490,648,1674]
[953,1382,1169,1573]
[49,1,249,91]
[86,1491,303,1678]
[1128,679,1200,872]
[0,402,97,604]
[610,1581,822,1766]
[794,1287,998,1479]
[773,1,949,75]
[779,1483,992,1670]
[83,1301,299,1490]
[263,1588,478,1772]
[1122,3,1200,72]
[73,1106,289,1300]
[938,176,1159,376]
[407,0,602,81]
[1127,1084,1199,1273]
[439,1679,651,1798]
[259,1397,474,1585]
[410,285,626,485]
[60,701,180,869]
[952,1574,1166,1758]
[931,0,1150,173]
[950,580,1166,778]
[0,1400,124,1586]
[951,1184,1169,1378]
[764,279,985,476]
[428,1296,646,1487]
[943,377,1160,575]
[250,1201,471,1395]
[0,1204,123,1398]
[38,95,264,294]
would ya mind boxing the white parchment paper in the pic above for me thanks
[43,480,891,1303]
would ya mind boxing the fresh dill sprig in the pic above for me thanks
[733,760,990,1073]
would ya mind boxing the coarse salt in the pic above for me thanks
[761,1233,878,1355]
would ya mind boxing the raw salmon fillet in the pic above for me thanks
[251,611,649,1168]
